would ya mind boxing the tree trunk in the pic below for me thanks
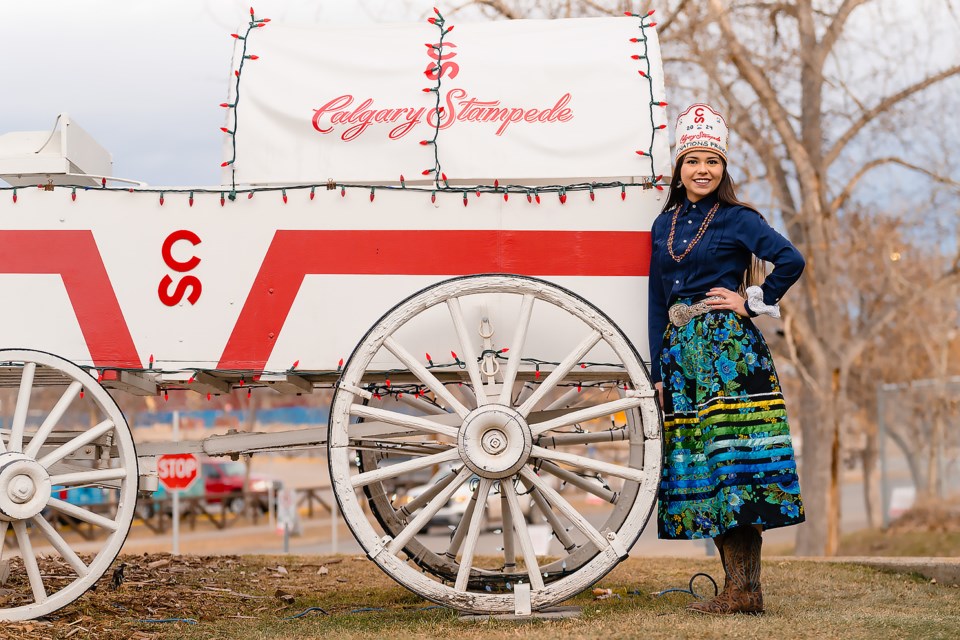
[826,393,842,556]
[925,406,946,499]
[885,427,924,496]
[861,427,882,529]
[795,387,829,556]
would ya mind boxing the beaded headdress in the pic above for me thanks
[674,103,728,162]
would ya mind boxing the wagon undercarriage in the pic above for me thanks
[0,274,661,620]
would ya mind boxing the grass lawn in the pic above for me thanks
[3,553,958,640]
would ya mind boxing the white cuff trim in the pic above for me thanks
[746,286,781,319]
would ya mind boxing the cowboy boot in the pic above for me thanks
[734,526,764,614]
[686,532,734,613]
[687,527,764,615]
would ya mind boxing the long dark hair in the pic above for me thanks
[661,154,766,291]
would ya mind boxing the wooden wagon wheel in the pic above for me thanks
[0,349,138,622]
[329,275,661,613]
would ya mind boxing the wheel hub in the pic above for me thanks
[458,405,532,479]
[0,452,51,521]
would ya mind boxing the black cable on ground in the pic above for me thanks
[647,572,719,600]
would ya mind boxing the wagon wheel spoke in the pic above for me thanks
[516,330,602,418]
[31,516,89,577]
[500,489,516,571]
[12,521,46,604]
[529,397,643,436]
[502,480,544,590]
[519,467,607,549]
[23,381,83,458]
[349,404,459,439]
[383,336,470,418]
[537,460,617,503]
[387,468,472,556]
[350,442,449,457]
[48,468,127,488]
[524,480,577,552]
[37,420,115,469]
[454,477,492,592]
[447,298,489,406]
[351,448,459,489]
[45,497,120,532]
[0,521,9,559]
[445,479,485,560]
[531,445,645,484]
[395,469,460,519]
[497,294,535,406]
[7,362,36,454]
[535,427,629,449]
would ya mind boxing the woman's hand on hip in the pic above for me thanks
[655,382,663,407]
[705,287,748,317]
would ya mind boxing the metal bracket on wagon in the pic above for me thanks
[338,381,373,400]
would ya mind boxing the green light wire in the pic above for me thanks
[632,14,662,187]
[425,9,450,187]
[224,12,269,197]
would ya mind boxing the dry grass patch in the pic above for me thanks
[1,553,957,639]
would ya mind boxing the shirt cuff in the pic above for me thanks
[746,285,781,319]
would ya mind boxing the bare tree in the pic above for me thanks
[448,0,960,554]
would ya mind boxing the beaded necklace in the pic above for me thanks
[667,200,720,263]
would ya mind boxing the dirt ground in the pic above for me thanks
[2,552,959,640]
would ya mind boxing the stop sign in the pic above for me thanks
[157,454,200,491]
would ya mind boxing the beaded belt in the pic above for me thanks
[668,296,722,327]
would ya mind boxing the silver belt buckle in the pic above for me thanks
[668,302,694,326]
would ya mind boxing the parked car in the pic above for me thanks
[147,457,282,514]
[401,465,534,533]
[201,458,282,512]
[52,486,109,506]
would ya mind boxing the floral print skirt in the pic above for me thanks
[657,307,804,540]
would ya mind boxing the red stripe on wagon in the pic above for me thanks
[0,230,141,368]
[218,229,650,370]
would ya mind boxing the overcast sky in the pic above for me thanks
[0,1,423,186]
[3,0,957,196]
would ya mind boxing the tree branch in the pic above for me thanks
[694,46,799,222]
[825,65,960,167]
[818,0,868,65]
[843,266,960,368]
[707,0,819,188]
[831,156,960,211]
[452,0,519,19]
[652,0,692,37]
[783,310,823,394]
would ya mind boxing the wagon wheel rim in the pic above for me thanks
[0,349,137,622]
[329,275,661,613]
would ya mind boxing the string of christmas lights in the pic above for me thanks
[422,7,451,191]
[628,9,666,187]
[0,177,664,206]
[221,7,270,196]
[80,348,646,401]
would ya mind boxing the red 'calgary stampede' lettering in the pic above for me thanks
[311,90,574,142]
[678,131,722,147]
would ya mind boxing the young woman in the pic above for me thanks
[647,104,806,615]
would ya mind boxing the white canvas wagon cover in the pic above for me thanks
[222,15,670,184]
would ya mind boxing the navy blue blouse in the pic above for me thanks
[647,191,805,383]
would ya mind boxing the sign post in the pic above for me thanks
[157,447,199,555]
[276,487,300,553]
